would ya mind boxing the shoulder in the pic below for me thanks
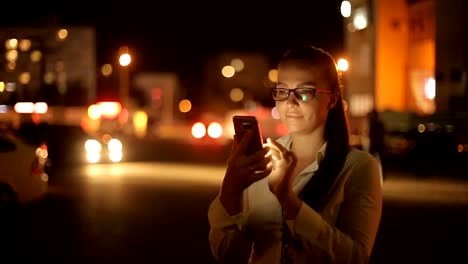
[344,147,378,168]
[342,147,382,186]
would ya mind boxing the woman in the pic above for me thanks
[208,46,382,263]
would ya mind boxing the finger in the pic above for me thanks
[250,169,271,182]
[230,135,238,153]
[266,160,275,170]
[249,147,270,164]
[266,137,286,152]
[266,138,290,160]
[248,156,271,172]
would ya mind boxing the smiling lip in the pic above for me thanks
[286,113,303,118]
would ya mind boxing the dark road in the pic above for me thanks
[3,160,468,264]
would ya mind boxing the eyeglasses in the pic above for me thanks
[271,87,333,102]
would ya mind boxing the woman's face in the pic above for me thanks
[275,63,335,135]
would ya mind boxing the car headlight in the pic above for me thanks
[107,138,122,162]
[107,138,122,152]
[85,139,102,153]
[85,139,102,163]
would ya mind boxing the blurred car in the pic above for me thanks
[0,128,49,211]
[15,123,124,167]
[84,132,123,163]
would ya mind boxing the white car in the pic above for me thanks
[0,128,49,211]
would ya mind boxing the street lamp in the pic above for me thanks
[118,46,132,108]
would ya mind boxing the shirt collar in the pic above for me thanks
[276,134,327,168]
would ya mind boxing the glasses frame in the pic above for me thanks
[271,87,334,102]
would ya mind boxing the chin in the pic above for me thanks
[285,124,306,134]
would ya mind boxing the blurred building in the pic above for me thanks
[0,27,96,106]
[342,0,467,117]
[202,52,273,114]
[133,72,180,123]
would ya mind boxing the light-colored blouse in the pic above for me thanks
[208,134,383,263]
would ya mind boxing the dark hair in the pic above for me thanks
[278,45,350,211]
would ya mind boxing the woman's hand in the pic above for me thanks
[264,138,297,201]
[265,138,301,219]
[220,130,271,215]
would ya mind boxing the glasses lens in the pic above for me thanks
[272,88,289,100]
[295,88,316,102]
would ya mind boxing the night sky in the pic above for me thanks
[2,1,345,102]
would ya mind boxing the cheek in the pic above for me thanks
[276,102,287,115]
[307,101,329,120]
[317,103,331,122]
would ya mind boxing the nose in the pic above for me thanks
[286,91,300,104]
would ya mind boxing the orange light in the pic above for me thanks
[191,122,206,139]
[97,101,122,118]
[87,104,102,120]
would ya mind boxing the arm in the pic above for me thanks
[208,131,271,262]
[207,193,253,263]
[285,156,383,263]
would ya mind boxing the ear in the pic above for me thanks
[328,93,338,109]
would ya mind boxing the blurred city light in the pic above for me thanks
[229,88,244,102]
[133,111,148,138]
[6,50,18,61]
[337,58,349,72]
[0,82,4,92]
[5,83,15,92]
[57,29,68,40]
[340,1,351,18]
[101,64,113,77]
[30,50,42,62]
[230,58,244,72]
[44,72,55,84]
[424,77,436,100]
[18,72,31,84]
[268,69,278,82]
[97,101,122,118]
[178,99,192,113]
[108,138,123,152]
[207,122,223,139]
[418,124,426,133]
[14,102,48,114]
[19,39,31,51]
[5,39,18,50]
[119,53,131,66]
[191,122,206,138]
[6,61,15,71]
[17,102,30,113]
[34,102,48,113]
[221,65,235,78]
[353,7,368,30]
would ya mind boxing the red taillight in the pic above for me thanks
[36,143,48,159]
[31,158,42,176]
[32,143,48,177]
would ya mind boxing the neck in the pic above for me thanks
[290,132,325,160]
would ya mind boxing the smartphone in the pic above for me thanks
[232,115,264,156]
